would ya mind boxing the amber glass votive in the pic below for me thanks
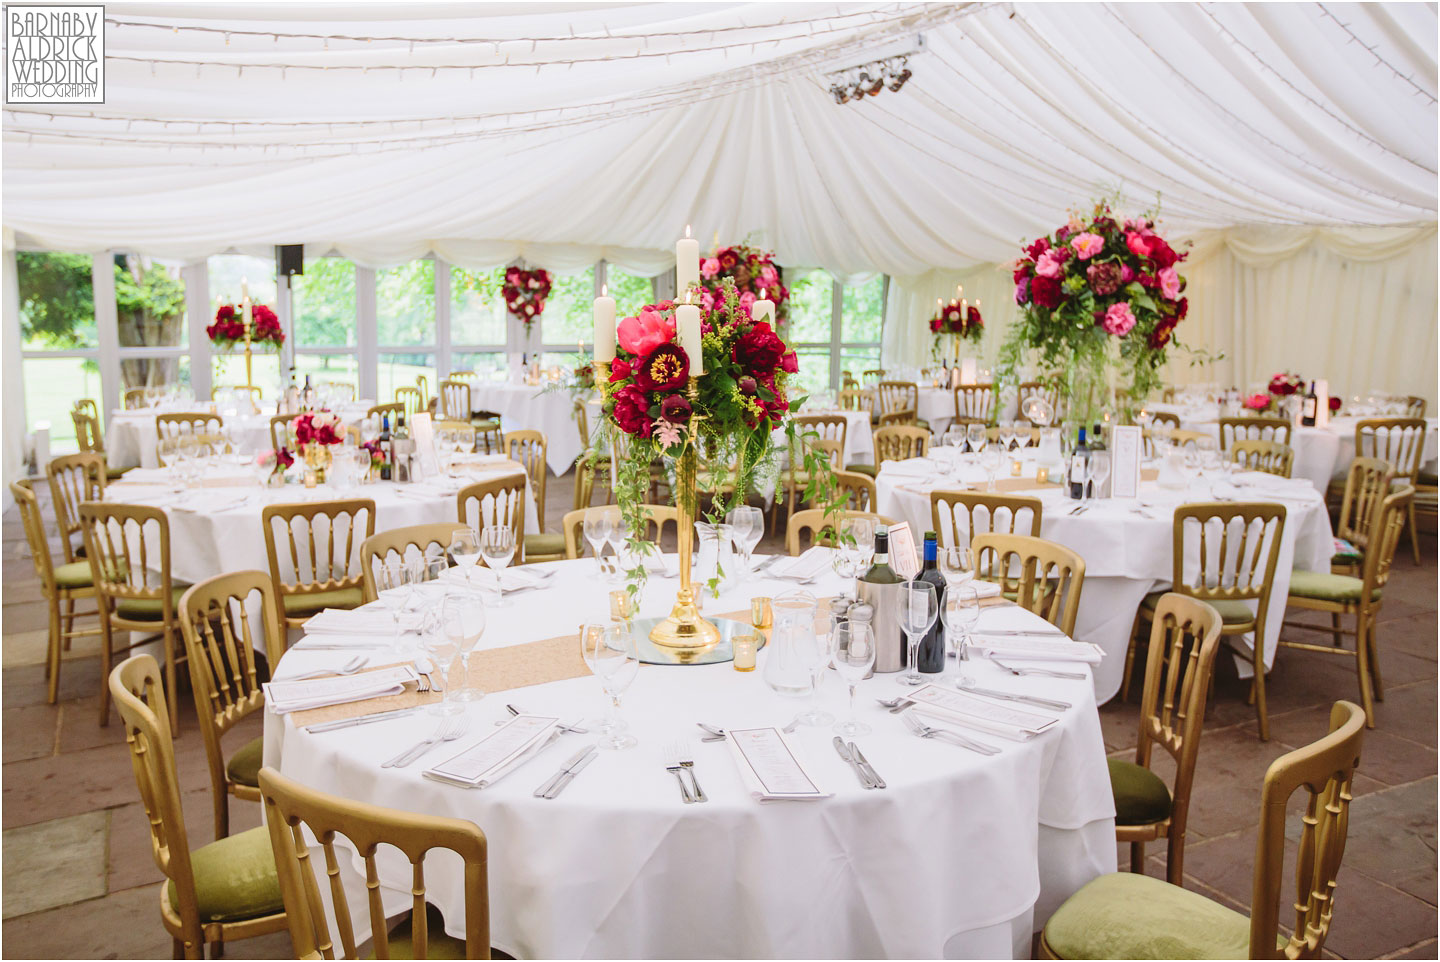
[609,590,632,623]
[732,634,758,671]
[1010,458,1023,477]
[750,597,772,629]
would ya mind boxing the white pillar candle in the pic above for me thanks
[676,225,700,294]
[593,284,616,362]
[677,303,703,376]
[753,299,774,325]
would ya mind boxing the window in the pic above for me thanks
[292,257,357,396]
[605,266,655,311]
[451,266,506,377]
[208,254,281,397]
[781,270,886,393]
[540,266,595,350]
[376,260,435,403]
[115,253,188,392]
[785,270,837,395]
[839,275,885,378]
[17,251,97,448]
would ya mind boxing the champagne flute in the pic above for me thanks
[442,592,486,702]
[422,609,463,715]
[997,423,1014,452]
[939,545,975,590]
[967,423,987,455]
[725,506,764,579]
[448,528,481,587]
[832,622,876,736]
[583,506,613,575]
[479,525,516,607]
[580,622,639,750]
[1088,449,1112,501]
[896,581,938,685]
[941,584,981,680]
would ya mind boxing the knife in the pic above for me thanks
[543,748,597,799]
[304,706,421,733]
[961,685,1071,711]
[849,741,886,789]
[534,746,596,798]
[971,628,1067,637]
[833,736,875,789]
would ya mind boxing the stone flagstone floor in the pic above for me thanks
[2,475,1435,958]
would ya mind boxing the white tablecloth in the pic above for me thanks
[876,455,1335,703]
[264,556,1116,959]
[873,385,1021,436]
[106,402,375,470]
[784,409,875,466]
[470,383,582,474]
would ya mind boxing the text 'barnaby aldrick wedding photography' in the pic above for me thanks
[5,4,104,103]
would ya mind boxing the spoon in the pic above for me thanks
[291,655,369,681]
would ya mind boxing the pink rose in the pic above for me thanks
[701,258,721,279]
[1070,232,1104,260]
[1119,265,1136,284]
[616,308,676,356]
[1158,266,1181,301]
[739,291,756,311]
[700,291,715,312]
[759,265,778,287]
[1034,249,1064,278]
[1125,231,1150,259]
[1100,302,1137,336]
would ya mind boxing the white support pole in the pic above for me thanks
[829,277,844,391]
[183,263,211,401]
[434,257,452,380]
[3,245,26,488]
[277,247,295,378]
[356,265,377,400]
[93,253,121,417]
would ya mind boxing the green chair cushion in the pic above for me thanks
[1331,537,1362,565]
[166,826,284,925]
[524,533,566,558]
[53,561,94,590]
[283,586,366,619]
[1288,569,1382,604]
[225,736,264,788]
[1107,758,1172,826]
[116,585,187,621]
[106,466,131,481]
[1044,871,1254,960]
[845,463,877,477]
[1141,591,1254,625]
[1418,470,1437,488]
[369,904,467,960]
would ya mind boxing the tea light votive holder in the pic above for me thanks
[750,597,772,629]
[731,634,758,671]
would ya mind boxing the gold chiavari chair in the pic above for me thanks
[212,385,262,403]
[877,381,917,416]
[156,412,226,455]
[833,469,878,513]
[782,416,849,516]
[74,396,100,423]
[439,379,472,420]
[395,385,425,417]
[434,418,477,453]
[560,504,680,558]
[1110,593,1222,885]
[1218,415,1291,451]
[474,418,505,455]
[269,413,298,452]
[110,655,288,960]
[259,766,488,960]
[1040,700,1365,960]
[448,369,479,383]
[47,451,106,563]
[79,501,188,728]
[72,407,128,479]
[1148,411,1181,431]
[860,368,886,384]
[504,429,549,529]
[573,400,614,508]
[930,491,1042,549]
[971,533,1086,636]
[415,374,431,407]
[952,383,994,426]
[1016,381,1057,416]
[1405,395,1426,418]
[367,401,404,422]
[177,571,283,839]
[360,522,471,601]
[123,387,149,410]
[785,508,897,555]
[1282,487,1412,727]
[873,424,929,465]
[320,380,355,401]
[11,480,100,704]
[1331,457,1394,575]
[838,387,874,413]
[458,476,526,559]
[1352,417,1427,564]
[1228,439,1294,478]
[841,371,859,390]
[261,499,376,630]
[1126,502,1287,739]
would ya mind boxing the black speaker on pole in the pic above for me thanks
[276,245,304,283]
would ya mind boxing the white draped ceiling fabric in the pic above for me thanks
[3,2,1436,397]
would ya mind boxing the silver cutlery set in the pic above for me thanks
[833,737,886,789]
[664,741,708,803]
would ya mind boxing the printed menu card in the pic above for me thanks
[424,714,560,788]
[726,728,831,801]
[1110,425,1142,499]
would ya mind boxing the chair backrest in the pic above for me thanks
[74,397,100,423]
[953,384,995,424]
[415,374,430,405]
[80,502,175,624]
[47,452,106,563]
[433,419,476,453]
[261,499,377,625]
[440,380,472,420]
[1229,439,1294,478]
[1016,381,1057,415]
[1219,416,1292,451]
[838,388,874,412]
[1336,457,1395,552]
[359,522,470,601]
[10,480,59,595]
[1150,411,1181,431]
[1135,593,1223,872]
[1248,700,1366,959]
[833,470,877,512]
[873,425,929,464]
[877,409,918,429]
[71,408,105,453]
[258,766,488,960]
[109,655,205,947]
[320,380,356,402]
[448,369,479,382]
[786,509,895,555]
[367,402,404,421]
[1170,502,1287,607]
[395,386,424,417]
[457,476,525,549]
[573,399,594,449]
[1358,487,1413,602]
[504,430,548,529]
[156,412,225,453]
[573,461,596,512]
[860,368,885,384]
[1405,396,1426,418]
[930,491,1042,548]
[212,384,263,402]
[1354,417,1427,482]
[123,387,148,410]
[877,381,917,415]
[841,371,859,390]
[793,414,848,451]
[270,414,297,452]
[971,533,1086,636]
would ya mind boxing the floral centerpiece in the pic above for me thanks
[698,244,789,324]
[207,304,283,350]
[1001,198,1191,428]
[930,302,983,360]
[361,439,386,478]
[1245,372,1307,417]
[293,411,347,483]
[255,447,293,485]
[502,267,552,329]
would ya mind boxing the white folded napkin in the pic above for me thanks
[303,607,421,636]
[881,458,937,479]
[172,492,253,514]
[970,636,1103,664]
[906,685,1058,741]
[424,715,562,788]
[950,579,1002,600]
[265,664,418,713]
[770,546,831,581]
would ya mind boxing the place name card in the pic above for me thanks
[887,522,920,580]
[1110,425,1142,499]
[425,714,560,788]
[726,727,830,800]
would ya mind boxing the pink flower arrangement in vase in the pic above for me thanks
[293,411,346,483]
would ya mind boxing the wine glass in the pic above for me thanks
[422,609,463,716]
[602,507,626,580]
[582,507,613,574]
[377,559,415,651]
[980,447,1003,492]
[580,622,639,750]
[941,584,982,677]
[938,545,975,589]
[725,506,765,578]
[966,423,987,455]
[832,622,876,736]
[479,525,516,607]
[1088,450,1112,501]
[896,581,938,685]
[448,528,481,586]
[997,423,1014,452]
[441,592,486,702]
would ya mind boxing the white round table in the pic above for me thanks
[263,556,1117,959]
[470,382,583,474]
[106,401,376,470]
[875,454,1335,703]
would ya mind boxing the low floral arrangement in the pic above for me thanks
[1244,393,1273,412]
[256,447,293,476]
[502,267,552,326]
[1329,395,1343,412]
[361,439,386,471]
[293,410,347,447]
[1001,198,1191,423]
[208,304,283,350]
[697,244,789,323]
[1268,372,1304,397]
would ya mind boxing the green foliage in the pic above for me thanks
[114,258,185,322]
[292,257,357,346]
[17,251,94,347]
[376,260,435,345]
[606,268,654,311]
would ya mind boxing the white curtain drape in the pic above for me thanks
[884,225,1438,407]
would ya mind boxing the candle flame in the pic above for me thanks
[601,283,607,297]
[684,224,692,239]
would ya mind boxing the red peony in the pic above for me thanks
[929,318,942,333]
[718,248,739,270]
[216,305,235,321]
[635,343,689,393]
[660,393,692,424]
[1024,237,1050,261]
[1329,396,1342,412]
[1030,275,1063,309]
[611,385,652,438]
[733,321,785,372]
[1086,262,1121,296]
[780,351,799,374]
[738,375,758,395]
[608,357,632,382]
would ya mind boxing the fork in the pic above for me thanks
[292,654,369,681]
[663,742,695,803]
[677,740,707,802]
[382,715,469,768]
[902,712,1000,755]
[990,659,1087,680]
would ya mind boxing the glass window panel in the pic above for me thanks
[115,255,186,349]
[377,260,435,347]
[839,348,882,376]
[451,266,506,345]
[789,348,832,396]
[294,353,359,395]
[23,356,101,448]
[207,254,277,311]
[292,258,356,347]
[213,353,282,401]
[120,355,190,393]
[452,351,508,380]
[785,270,833,344]
[378,352,436,404]
[17,251,97,350]
[541,267,595,346]
[841,276,885,343]
[605,266,655,311]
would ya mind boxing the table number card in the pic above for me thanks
[887,522,920,580]
[411,412,439,477]
[1110,426,1142,499]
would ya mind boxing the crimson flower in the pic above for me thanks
[660,393,692,424]
[635,343,689,393]
[1029,275,1062,309]
[611,385,652,438]
[608,357,632,382]
[733,321,785,372]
